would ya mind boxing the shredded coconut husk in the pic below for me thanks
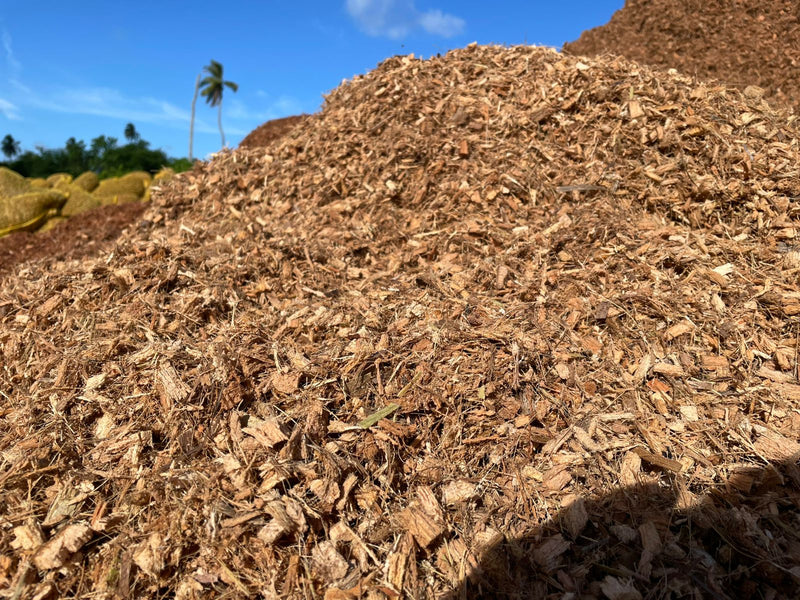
[2,45,800,599]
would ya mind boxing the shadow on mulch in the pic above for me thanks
[0,202,147,278]
[447,460,800,599]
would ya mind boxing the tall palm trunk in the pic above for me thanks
[188,73,200,161]
[217,100,226,148]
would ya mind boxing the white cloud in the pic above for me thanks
[418,9,464,37]
[346,0,413,39]
[0,97,20,120]
[345,0,464,39]
[10,79,31,94]
[2,29,21,73]
[15,86,248,135]
[272,95,304,115]
[227,94,305,122]
[4,77,305,139]
[35,87,191,125]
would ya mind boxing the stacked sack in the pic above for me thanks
[0,167,176,237]
[93,171,152,205]
[0,168,67,237]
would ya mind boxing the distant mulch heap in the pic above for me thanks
[565,0,800,112]
[3,45,800,599]
[238,114,308,149]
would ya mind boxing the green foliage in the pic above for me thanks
[200,60,239,148]
[2,135,20,159]
[124,123,140,143]
[0,124,193,179]
[169,158,194,173]
[64,137,87,175]
[94,139,170,179]
[200,60,239,108]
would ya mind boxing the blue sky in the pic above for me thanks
[0,1,623,160]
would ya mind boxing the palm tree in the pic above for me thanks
[124,123,140,143]
[1,134,20,160]
[199,60,238,149]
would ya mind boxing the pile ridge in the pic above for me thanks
[2,44,800,598]
[238,115,308,149]
[565,0,800,113]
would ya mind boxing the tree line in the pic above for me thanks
[1,58,239,177]
[1,124,192,179]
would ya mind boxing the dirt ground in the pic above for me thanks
[564,0,800,112]
[2,42,800,599]
[0,203,147,278]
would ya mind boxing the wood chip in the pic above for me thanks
[33,523,93,570]
[396,486,446,549]
[632,447,683,473]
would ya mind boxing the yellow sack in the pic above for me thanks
[0,167,31,197]
[98,192,141,206]
[115,193,142,204]
[28,177,49,188]
[57,182,102,217]
[121,171,152,188]
[38,216,69,233]
[73,171,99,192]
[95,175,147,199]
[46,172,73,187]
[153,167,175,183]
[0,190,68,237]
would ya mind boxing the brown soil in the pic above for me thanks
[3,45,800,599]
[0,203,147,279]
[564,0,800,112]
[238,114,308,149]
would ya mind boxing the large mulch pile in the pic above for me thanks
[0,203,148,279]
[238,115,308,149]
[3,44,800,599]
[564,0,800,113]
